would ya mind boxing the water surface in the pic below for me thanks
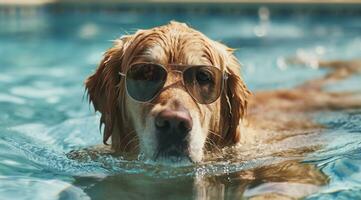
[0,6,361,199]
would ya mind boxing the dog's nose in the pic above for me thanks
[155,109,193,134]
[154,108,193,160]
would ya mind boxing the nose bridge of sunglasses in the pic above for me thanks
[163,70,183,87]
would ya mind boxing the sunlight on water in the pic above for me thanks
[0,5,361,200]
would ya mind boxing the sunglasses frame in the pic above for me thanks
[119,62,228,104]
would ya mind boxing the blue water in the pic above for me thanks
[0,5,361,200]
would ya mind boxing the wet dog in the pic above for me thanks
[82,21,361,164]
[70,21,361,199]
[84,21,249,163]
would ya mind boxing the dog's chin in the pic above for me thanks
[155,155,193,166]
[153,149,194,166]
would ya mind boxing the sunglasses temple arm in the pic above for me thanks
[224,72,229,80]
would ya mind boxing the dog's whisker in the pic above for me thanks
[118,129,136,141]
[119,128,146,152]
[204,137,222,154]
[122,135,139,152]
[154,149,162,160]
[119,130,138,150]
[208,130,223,139]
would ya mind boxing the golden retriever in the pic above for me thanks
[83,21,360,164]
[70,21,361,199]
[85,21,249,163]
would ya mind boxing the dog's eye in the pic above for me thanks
[130,64,160,81]
[196,69,213,85]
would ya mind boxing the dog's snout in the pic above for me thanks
[154,108,193,160]
[155,109,193,133]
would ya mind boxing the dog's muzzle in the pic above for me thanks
[154,108,193,161]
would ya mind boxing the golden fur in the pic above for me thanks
[85,21,250,162]
[84,21,361,161]
[74,21,361,199]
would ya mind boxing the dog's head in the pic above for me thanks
[85,21,250,163]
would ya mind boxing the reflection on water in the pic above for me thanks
[0,5,361,200]
[68,160,327,200]
[62,129,340,199]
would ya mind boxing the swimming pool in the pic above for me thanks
[0,3,361,199]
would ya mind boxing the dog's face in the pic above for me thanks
[86,22,249,163]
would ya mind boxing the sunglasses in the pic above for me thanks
[119,62,228,104]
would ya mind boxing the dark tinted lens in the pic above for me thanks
[126,63,167,102]
[183,66,223,104]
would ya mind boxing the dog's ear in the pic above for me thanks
[220,52,250,145]
[85,38,128,145]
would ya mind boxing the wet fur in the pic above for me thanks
[85,21,250,161]
[75,22,361,199]
[84,22,361,155]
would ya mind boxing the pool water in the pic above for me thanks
[0,5,361,200]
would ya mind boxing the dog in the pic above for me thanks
[84,21,250,163]
[82,21,361,163]
[71,21,361,199]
